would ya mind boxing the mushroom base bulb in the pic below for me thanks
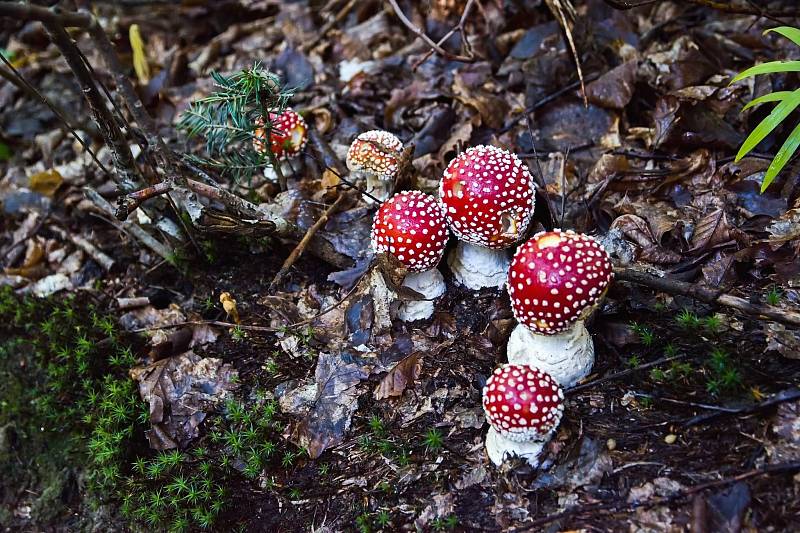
[485,426,547,467]
[506,322,594,389]
[395,269,446,322]
[447,241,510,290]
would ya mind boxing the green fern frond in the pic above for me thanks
[765,26,800,48]
[736,89,800,162]
[730,60,800,84]
[763,121,800,192]
[741,91,793,111]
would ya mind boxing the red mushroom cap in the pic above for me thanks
[346,130,404,179]
[482,364,564,441]
[371,191,449,272]
[439,145,536,249]
[508,230,613,335]
[253,108,307,160]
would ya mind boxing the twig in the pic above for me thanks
[500,73,600,134]
[568,354,689,395]
[40,20,140,191]
[512,461,800,530]
[302,0,359,53]
[387,0,475,63]
[545,0,588,107]
[0,56,108,175]
[681,0,800,19]
[269,193,349,291]
[684,388,800,427]
[615,266,800,328]
[84,187,174,262]
[411,0,477,70]
[0,2,92,27]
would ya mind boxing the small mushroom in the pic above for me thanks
[439,145,536,290]
[346,130,404,204]
[482,364,565,466]
[253,108,308,160]
[371,191,449,321]
[506,230,613,388]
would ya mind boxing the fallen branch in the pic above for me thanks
[387,0,475,63]
[269,192,349,291]
[84,187,175,262]
[615,266,800,328]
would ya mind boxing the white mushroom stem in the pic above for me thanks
[447,241,510,290]
[485,427,548,467]
[395,269,446,322]
[365,173,392,205]
[262,160,294,182]
[506,321,594,389]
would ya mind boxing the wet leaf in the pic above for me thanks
[374,351,422,400]
[689,209,748,253]
[586,61,637,110]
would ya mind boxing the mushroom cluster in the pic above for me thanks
[439,145,537,290]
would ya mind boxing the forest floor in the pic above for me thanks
[2,0,800,532]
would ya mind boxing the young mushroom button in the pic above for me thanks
[347,130,404,204]
[506,230,614,388]
[371,191,449,321]
[253,108,308,160]
[482,364,565,466]
[439,145,536,289]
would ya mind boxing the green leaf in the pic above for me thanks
[762,120,800,192]
[765,26,800,48]
[0,143,11,161]
[742,91,793,111]
[735,89,800,162]
[729,60,800,84]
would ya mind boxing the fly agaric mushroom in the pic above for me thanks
[482,364,564,466]
[253,108,308,160]
[439,145,536,290]
[506,230,613,388]
[371,190,449,321]
[347,130,404,204]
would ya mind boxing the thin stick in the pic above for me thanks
[302,0,359,52]
[615,266,800,328]
[411,0,477,69]
[512,461,800,530]
[568,354,689,395]
[0,56,108,175]
[500,73,600,134]
[269,193,348,290]
[387,0,475,63]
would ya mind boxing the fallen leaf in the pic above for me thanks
[586,61,637,110]
[374,352,422,400]
[689,209,748,253]
[28,169,62,197]
[130,351,238,449]
[288,350,373,458]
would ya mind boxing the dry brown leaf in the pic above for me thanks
[689,209,748,253]
[612,214,681,264]
[374,351,422,400]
